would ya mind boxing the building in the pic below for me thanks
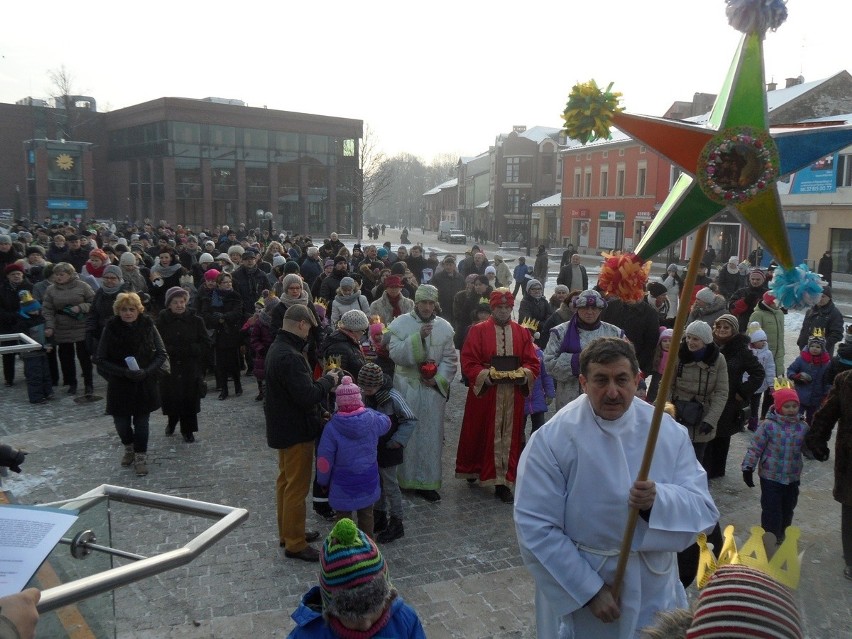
[0,96,363,235]
[422,177,458,231]
[558,71,852,265]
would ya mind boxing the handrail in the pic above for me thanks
[0,332,42,355]
[36,484,249,613]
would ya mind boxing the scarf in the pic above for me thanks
[150,261,182,279]
[386,292,403,318]
[336,290,361,305]
[690,346,707,361]
[84,261,106,279]
[658,347,670,374]
[281,290,310,309]
[100,278,124,296]
[211,289,225,309]
[326,593,396,639]
[801,349,830,366]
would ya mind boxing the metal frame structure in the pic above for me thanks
[35,484,249,613]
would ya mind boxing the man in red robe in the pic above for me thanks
[455,288,540,503]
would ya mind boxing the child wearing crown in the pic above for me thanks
[742,378,809,543]
[786,329,832,426]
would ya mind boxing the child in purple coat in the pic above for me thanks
[316,376,391,538]
[246,294,279,401]
[524,329,555,437]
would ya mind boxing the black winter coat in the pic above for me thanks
[319,330,366,382]
[716,333,765,436]
[797,300,844,355]
[85,283,133,356]
[806,369,852,505]
[232,266,269,317]
[156,309,211,416]
[198,289,244,350]
[96,314,167,416]
[519,295,552,348]
[0,280,33,332]
[600,298,660,375]
[264,330,336,449]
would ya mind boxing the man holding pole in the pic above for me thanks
[514,337,718,638]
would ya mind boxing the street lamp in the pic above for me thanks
[522,194,531,257]
[256,209,273,238]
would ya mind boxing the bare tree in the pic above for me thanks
[47,65,92,140]
[358,124,394,221]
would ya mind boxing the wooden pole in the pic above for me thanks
[611,223,709,600]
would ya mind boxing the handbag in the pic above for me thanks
[674,399,705,428]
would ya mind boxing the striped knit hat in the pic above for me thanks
[320,519,389,619]
[687,564,802,638]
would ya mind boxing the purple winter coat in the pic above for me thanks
[248,318,276,380]
[316,407,391,511]
[525,347,555,415]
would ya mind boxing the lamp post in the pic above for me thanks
[256,209,273,239]
[522,194,531,257]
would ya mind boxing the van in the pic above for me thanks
[438,221,453,241]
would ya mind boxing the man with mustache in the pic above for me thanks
[515,337,718,639]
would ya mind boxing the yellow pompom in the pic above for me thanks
[562,80,623,144]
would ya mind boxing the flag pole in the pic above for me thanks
[611,223,709,600]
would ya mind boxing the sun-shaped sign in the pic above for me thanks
[55,153,74,171]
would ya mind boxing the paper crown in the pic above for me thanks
[520,317,540,332]
[323,355,342,371]
[810,327,825,339]
[697,525,802,590]
[313,297,329,310]
[774,376,794,392]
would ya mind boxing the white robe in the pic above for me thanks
[514,396,718,639]
[387,311,458,490]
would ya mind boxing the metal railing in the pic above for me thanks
[0,332,42,355]
[35,485,249,613]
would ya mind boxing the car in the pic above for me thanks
[448,230,466,244]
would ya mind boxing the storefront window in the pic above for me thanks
[830,228,852,274]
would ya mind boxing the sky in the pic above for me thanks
[1,0,847,163]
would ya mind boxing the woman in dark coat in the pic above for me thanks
[702,313,765,479]
[148,247,186,312]
[156,287,211,442]
[86,264,133,359]
[96,292,167,477]
[198,271,243,400]
[817,250,833,287]
[805,369,852,580]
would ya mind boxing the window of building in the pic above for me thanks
[343,139,356,157]
[637,163,647,196]
[541,153,554,176]
[619,149,625,156]
[837,153,852,187]
[600,167,609,196]
[584,169,592,197]
[640,146,646,153]
[573,170,582,197]
[275,132,300,152]
[506,157,520,183]
[305,134,329,154]
[670,166,683,189]
[616,165,625,196]
[506,188,520,213]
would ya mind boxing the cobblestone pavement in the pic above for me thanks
[1,230,850,638]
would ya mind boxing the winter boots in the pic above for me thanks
[373,510,388,534]
[134,453,148,477]
[376,517,404,543]
[747,416,758,432]
[121,444,135,467]
[255,381,264,401]
[234,378,243,397]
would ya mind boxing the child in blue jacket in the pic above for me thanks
[511,257,531,298]
[287,518,426,638]
[524,328,555,437]
[787,332,832,425]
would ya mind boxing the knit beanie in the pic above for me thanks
[647,281,668,298]
[553,284,570,295]
[272,254,286,268]
[762,291,777,307]
[89,248,108,262]
[319,518,389,620]
[685,320,713,345]
[324,258,335,268]
[659,328,674,343]
[103,264,123,280]
[204,268,220,282]
[807,333,826,349]
[465,273,478,284]
[281,274,303,291]
[485,265,497,276]
[749,329,767,343]
[198,252,215,265]
[339,309,369,332]
[339,276,356,290]
[357,363,385,390]
[165,286,188,307]
[283,260,300,275]
[714,314,739,333]
[821,286,832,299]
[18,290,41,317]
[227,244,244,256]
[774,385,800,412]
[334,376,364,413]
[695,287,716,304]
[687,564,802,638]
[572,289,606,309]
[377,247,388,259]
[526,279,543,291]
[749,268,766,284]
[414,284,439,303]
[383,275,402,289]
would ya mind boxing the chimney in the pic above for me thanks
[512,125,527,133]
[767,81,777,91]
[785,77,802,88]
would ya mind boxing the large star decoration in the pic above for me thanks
[620,32,852,268]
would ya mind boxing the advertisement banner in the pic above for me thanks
[789,153,837,194]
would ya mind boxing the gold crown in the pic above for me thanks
[520,318,540,331]
[773,376,794,392]
[314,297,329,310]
[479,296,491,305]
[696,525,802,590]
[811,327,825,339]
[323,355,342,371]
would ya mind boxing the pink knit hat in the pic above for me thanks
[204,268,220,282]
[335,376,363,413]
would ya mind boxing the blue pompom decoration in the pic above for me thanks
[726,0,788,36]
[769,263,824,309]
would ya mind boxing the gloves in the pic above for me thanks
[0,444,27,473]
[126,369,147,381]
[731,299,748,315]
[798,372,812,383]
[545,396,554,406]
[699,422,714,435]
[811,446,830,462]
[743,469,755,488]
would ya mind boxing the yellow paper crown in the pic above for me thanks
[520,317,540,332]
[810,327,825,339]
[314,297,329,310]
[773,376,794,392]
[696,525,802,590]
[323,355,342,371]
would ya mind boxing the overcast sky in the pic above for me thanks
[1,0,845,162]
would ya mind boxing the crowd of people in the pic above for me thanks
[3,216,852,637]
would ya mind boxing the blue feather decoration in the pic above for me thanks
[726,0,788,36]
[769,263,824,309]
